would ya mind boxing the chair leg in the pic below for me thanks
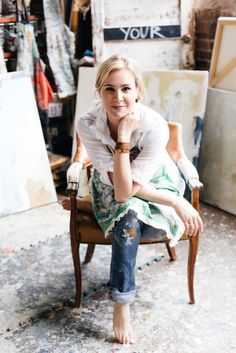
[165,243,177,261]
[84,244,96,264]
[188,232,200,304]
[70,194,82,308]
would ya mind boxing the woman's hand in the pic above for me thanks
[117,112,141,141]
[172,197,203,236]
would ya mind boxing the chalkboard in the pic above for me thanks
[104,25,181,41]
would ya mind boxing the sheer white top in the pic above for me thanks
[76,102,185,193]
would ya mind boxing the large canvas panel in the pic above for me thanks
[200,88,236,215]
[0,72,57,217]
[143,70,209,165]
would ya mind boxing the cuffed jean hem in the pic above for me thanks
[110,288,136,304]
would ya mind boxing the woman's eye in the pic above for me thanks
[105,86,115,92]
[122,86,131,92]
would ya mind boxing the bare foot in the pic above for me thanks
[113,303,134,344]
[61,196,92,212]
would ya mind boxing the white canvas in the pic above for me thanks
[209,17,236,91]
[200,88,236,215]
[0,71,57,217]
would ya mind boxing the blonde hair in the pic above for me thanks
[95,55,144,102]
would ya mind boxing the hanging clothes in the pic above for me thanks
[0,42,7,74]
[42,0,76,99]
[15,0,31,74]
[75,8,92,59]
[16,22,35,76]
[15,0,53,111]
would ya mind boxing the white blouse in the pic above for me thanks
[76,102,185,193]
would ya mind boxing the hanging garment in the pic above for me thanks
[34,58,54,111]
[0,42,7,74]
[42,0,76,99]
[15,0,34,76]
[15,0,53,110]
[16,22,35,76]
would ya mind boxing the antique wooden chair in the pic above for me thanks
[67,122,203,308]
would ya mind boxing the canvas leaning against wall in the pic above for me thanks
[209,17,236,92]
[0,71,57,218]
[200,87,236,215]
[143,70,209,167]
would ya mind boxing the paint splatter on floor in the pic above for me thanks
[0,203,235,353]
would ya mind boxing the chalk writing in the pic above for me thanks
[104,25,180,41]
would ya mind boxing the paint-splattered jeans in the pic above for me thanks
[108,210,164,304]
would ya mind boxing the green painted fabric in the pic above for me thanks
[91,164,185,247]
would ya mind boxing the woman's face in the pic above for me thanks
[100,68,138,122]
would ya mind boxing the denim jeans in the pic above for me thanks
[108,210,165,303]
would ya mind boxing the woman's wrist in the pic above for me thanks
[117,136,130,143]
[115,142,130,153]
[169,194,180,208]
[117,131,131,142]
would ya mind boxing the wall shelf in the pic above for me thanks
[0,15,38,24]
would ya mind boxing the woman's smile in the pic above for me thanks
[111,105,126,110]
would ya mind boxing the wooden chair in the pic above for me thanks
[67,122,203,308]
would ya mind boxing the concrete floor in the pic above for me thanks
[0,200,235,353]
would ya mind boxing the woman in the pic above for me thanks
[67,55,203,344]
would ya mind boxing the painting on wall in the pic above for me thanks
[0,71,57,218]
[74,67,208,168]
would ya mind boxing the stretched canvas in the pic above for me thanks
[209,17,236,91]
[143,70,209,165]
[200,88,236,215]
[0,71,57,217]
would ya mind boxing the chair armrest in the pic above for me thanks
[66,162,93,197]
[66,161,83,193]
[67,181,80,193]
[188,178,203,192]
[177,158,203,191]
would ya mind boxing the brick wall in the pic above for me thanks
[195,8,236,70]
